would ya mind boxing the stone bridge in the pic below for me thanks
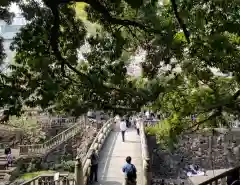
[19,118,151,185]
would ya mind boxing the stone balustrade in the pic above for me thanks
[81,118,114,185]
[19,116,86,155]
[19,174,75,185]
[38,117,77,128]
[144,119,160,127]
[140,119,152,185]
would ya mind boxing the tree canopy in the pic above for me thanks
[1,0,240,145]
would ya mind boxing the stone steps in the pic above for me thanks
[0,155,16,183]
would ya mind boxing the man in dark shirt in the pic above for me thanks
[90,149,98,183]
[227,170,240,185]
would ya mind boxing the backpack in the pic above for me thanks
[127,164,137,180]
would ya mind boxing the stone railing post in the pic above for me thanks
[75,157,84,185]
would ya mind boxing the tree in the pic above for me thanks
[1,0,240,146]
[7,115,46,144]
[1,0,168,115]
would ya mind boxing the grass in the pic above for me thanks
[17,170,55,181]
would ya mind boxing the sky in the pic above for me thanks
[9,3,21,13]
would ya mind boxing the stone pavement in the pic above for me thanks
[94,127,143,185]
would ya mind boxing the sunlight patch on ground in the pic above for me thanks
[17,171,55,181]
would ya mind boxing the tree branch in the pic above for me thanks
[45,0,161,103]
[48,2,93,86]
[57,0,164,35]
[184,109,222,134]
[170,0,190,43]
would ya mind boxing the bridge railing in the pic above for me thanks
[17,173,75,185]
[81,118,114,185]
[140,119,152,185]
[198,166,240,185]
[19,116,86,155]
[143,119,160,127]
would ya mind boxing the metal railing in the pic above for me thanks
[198,166,240,185]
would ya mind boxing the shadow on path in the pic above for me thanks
[98,131,119,179]
[125,140,139,144]
[93,180,122,185]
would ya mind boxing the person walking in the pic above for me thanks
[122,156,137,185]
[114,115,121,131]
[136,119,140,135]
[90,149,98,183]
[6,152,13,169]
[120,118,127,142]
[5,148,12,170]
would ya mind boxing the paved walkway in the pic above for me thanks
[95,127,143,185]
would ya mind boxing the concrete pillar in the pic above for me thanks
[75,158,84,185]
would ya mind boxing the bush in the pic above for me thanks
[62,160,75,172]
[51,160,75,172]
[26,158,42,172]
[7,116,46,144]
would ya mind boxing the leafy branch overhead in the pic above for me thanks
[1,0,240,145]
[45,0,189,86]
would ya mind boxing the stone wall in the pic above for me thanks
[147,129,240,180]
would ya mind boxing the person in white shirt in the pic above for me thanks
[114,115,121,131]
[115,115,120,122]
[135,119,140,135]
[120,118,127,142]
[145,111,150,119]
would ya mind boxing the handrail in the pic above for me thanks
[81,118,114,185]
[82,118,113,165]
[19,116,86,155]
[198,166,240,185]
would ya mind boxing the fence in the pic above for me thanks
[198,166,240,185]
